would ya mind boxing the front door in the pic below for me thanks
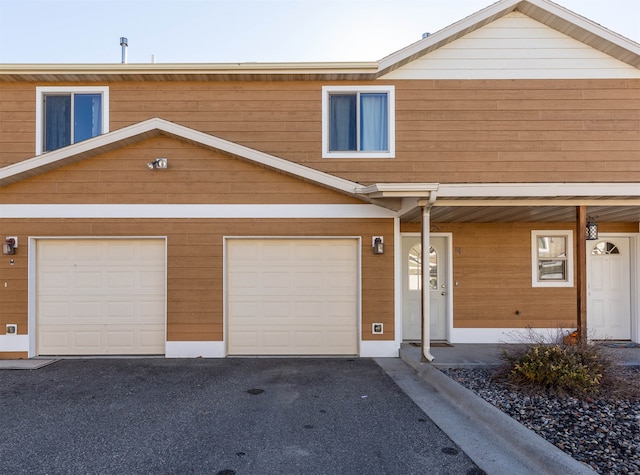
[402,235,448,341]
[588,236,631,340]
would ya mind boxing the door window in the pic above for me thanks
[408,244,437,291]
[592,241,620,255]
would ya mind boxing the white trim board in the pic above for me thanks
[452,327,577,344]
[0,335,29,352]
[165,341,226,358]
[0,204,396,219]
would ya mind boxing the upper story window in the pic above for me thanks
[322,85,395,158]
[531,230,574,287]
[36,86,109,154]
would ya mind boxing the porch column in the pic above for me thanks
[418,193,437,362]
[576,206,588,344]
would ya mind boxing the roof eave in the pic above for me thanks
[0,62,379,82]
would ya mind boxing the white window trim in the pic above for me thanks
[321,85,395,159]
[531,230,574,288]
[35,86,110,155]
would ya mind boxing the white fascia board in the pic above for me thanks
[525,0,640,54]
[437,183,640,198]
[0,118,362,196]
[0,119,158,182]
[377,0,521,72]
[0,62,378,75]
[152,119,360,195]
[358,183,439,197]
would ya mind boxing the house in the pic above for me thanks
[1,0,638,360]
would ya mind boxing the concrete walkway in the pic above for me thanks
[375,342,639,474]
[399,342,640,368]
[376,348,596,474]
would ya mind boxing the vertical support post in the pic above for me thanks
[418,194,437,362]
[576,205,588,344]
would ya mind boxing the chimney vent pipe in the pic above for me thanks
[120,37,128,64]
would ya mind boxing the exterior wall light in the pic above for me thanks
[372,236,384,254]
[586,216,599,241]
[147,158,168,169]
[3,237,17,255]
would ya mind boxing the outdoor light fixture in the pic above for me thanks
[586,216,599,241]
[147,158,168,169]
[373,236,384,255]
[3,237,16,255]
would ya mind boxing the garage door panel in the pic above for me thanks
[40,271,69,289]
[74,301,104,320]
[37,239,166,356]
[107,330,135,349]
[73,330,102,350]
[227,238,358,356]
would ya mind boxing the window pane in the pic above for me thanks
[538,260,566,280]
[74,94,102,142]
[429,246,437,290]
[329,94,356,151]
[44,95,71,152]
[592,241,620,255]
[538,236,566,258]
[360,93,388,151]
[408,244,421,291]
[407,244,437,290]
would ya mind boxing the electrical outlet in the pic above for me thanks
[6,324,17,335]
[372,323,383,334]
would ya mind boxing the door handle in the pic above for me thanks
[441,291,446,296]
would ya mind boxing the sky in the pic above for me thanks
[0,0,638,64]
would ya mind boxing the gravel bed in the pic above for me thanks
[441,367,640,474]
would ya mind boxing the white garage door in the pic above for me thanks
[227,238,359,355]
[37,239,166,355]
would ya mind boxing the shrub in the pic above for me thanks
[494,328,639,400]
[500,343,604,396]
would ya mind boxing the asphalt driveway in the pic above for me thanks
[0,358,481,474]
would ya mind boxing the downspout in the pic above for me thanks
[418,192,437,362]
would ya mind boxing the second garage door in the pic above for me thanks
[36,239,166,356]
[227,238,359,355]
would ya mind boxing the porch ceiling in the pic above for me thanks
[401,200,640,223]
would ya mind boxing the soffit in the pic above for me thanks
[0,62,378,82]
[400,198,640,223]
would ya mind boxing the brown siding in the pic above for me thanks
[0,352,28,360]
[0,136,363,205]
[0,218,395,348]
[1,79,638,184]
[401,221,638,330]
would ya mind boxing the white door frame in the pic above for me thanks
[399,232,453,342]
[587,233,639,343]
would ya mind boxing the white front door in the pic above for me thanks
[588,236,631,340]
[402,235,448,341]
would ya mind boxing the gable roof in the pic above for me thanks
[1,0,637,82]
[377,0,640,76]
[0,118,365,198]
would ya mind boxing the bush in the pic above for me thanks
[500,343,604,396]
